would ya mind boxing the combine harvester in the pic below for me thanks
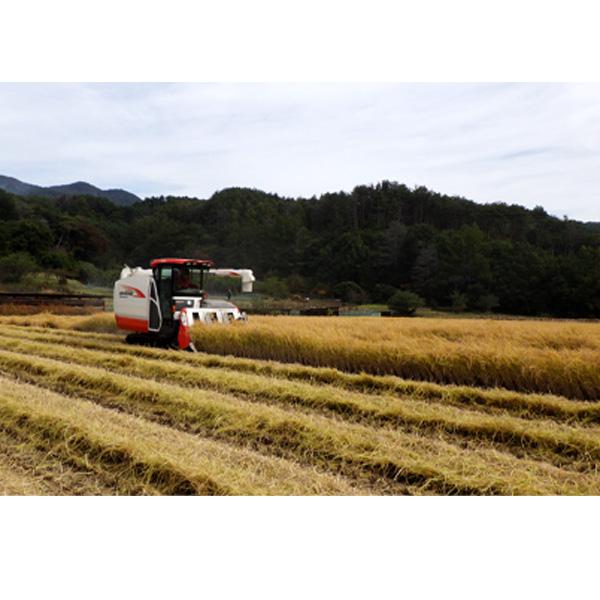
[114,257,255,351]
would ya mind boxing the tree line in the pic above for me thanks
[0,181,599,317]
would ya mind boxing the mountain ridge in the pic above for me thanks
[0,174,140,206]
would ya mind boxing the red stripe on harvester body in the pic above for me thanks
[177,307,191,349]
[122,285,146,298]
[115,315,149,332]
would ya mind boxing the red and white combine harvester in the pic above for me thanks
[113,257,255,351]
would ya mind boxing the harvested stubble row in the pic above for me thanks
[0,346,599,494]
[0,376,358,495]
[2,334,600,474]
[0,425,141,495]
[3,325,600,426]
[0,458,51,495]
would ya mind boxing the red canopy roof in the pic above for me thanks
[150,258,214,268]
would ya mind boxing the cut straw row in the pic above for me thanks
[0,349,598,494]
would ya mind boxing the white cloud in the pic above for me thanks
[1,83,599,220]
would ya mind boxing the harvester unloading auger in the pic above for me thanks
[113,257,255,351]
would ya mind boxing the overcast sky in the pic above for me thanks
[1,83,599,221]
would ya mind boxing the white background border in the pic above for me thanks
[1,1,599,598]
[1,0,600,82]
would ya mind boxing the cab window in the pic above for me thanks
[173,267,202,294]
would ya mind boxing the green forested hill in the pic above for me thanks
[1,181,599,317]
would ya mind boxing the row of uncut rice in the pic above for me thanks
[0,304,100,317]
[189,316,600,400]
[0,312,118,333]
[3,312,600,399]
[8,325,600,425]
[1,328,600,494]
[4,311,600,351]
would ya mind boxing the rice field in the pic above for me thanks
[0,313,599,495]
[191,316,600,399]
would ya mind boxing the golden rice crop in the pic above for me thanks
[0,303,100,316]
[0,375,358,495]
[6,312,599,399]
[1,346,599,494]
[0,311,117,333]
[3,332,600,463]
[3,325,599,424]
[190,316,600,399]
[2,315,600,495]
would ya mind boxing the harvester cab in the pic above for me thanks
[113,257,255,350]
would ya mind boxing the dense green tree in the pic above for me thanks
[7,220,54,257]
[388,290,424,315]
[0,252,38,283]
[0,191,18,220]
[0,182,599,317]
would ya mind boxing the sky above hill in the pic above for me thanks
[1,83,599,220]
